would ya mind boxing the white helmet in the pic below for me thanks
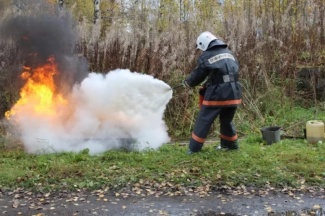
[196,31,217,51]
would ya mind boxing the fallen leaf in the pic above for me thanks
[12,200,19,208]
[313,204,321,209]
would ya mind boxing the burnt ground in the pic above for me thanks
[0,188,325,216]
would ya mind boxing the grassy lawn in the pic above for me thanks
[1,135,324,193]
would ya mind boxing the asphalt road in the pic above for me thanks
[1,189,325,216]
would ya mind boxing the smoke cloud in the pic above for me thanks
[1,1,173,154]
[12,69,173,155]
[0,2,88,92]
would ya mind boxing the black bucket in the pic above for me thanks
[119,138,138,151]
[260,126,281,145]
[81,138,138,151]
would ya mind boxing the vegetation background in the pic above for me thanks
[1,0,325,139]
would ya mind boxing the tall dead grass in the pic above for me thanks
[77,1,325,137]
[1,1,325,137]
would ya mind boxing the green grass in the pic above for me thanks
[0,135,324,193]
[1,102,325,193]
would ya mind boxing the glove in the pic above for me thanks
[182,80,189,88]
[199,86,206,95]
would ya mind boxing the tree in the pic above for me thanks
[94,0,100,24]
[58,0,64,10]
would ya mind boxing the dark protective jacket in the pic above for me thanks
[185,40,242,107]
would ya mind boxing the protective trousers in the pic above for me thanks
[189,106,238,152]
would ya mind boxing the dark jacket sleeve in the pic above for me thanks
[185,57,209,87]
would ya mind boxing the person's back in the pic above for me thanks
[194,41,241,107]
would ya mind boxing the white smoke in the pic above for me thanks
[8,69,173,155]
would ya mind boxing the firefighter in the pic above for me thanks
[182,31,242,154]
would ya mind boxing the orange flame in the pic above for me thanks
[5,57,67,119]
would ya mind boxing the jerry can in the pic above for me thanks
[306,120,324,144]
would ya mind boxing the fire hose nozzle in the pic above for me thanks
[171,84,183,90]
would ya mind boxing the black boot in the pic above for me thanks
[216,139,239,151]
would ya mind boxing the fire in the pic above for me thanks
[5,57,67,119]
